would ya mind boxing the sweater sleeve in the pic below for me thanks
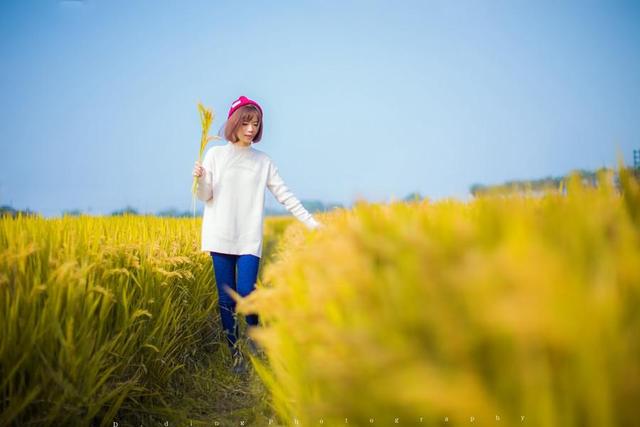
[267,159,321,230]
[196,149,214,202]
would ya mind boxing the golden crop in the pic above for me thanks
[0,215,292,426]
[238,169,640,426]
[2,168,639,426]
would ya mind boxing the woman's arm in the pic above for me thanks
[267,160,321,229]
[196,150,214,202]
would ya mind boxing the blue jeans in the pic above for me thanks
[210,252,260,352]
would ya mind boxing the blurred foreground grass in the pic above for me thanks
[239,168,640,426]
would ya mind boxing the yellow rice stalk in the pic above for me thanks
[191,102,220,216]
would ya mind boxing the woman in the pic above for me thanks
[192,95,322,374]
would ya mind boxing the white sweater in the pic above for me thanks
[196,141,320,257]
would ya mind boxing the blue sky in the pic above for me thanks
[1,0,639,217]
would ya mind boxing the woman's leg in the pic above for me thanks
[236,254,261,328]
[210,252,239,351]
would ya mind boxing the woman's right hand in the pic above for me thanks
[193,161,205,179]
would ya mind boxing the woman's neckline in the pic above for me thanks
[228,141,252,151]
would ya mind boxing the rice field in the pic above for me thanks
[238,168,640,426]
[1,168,639,426]
[0,215,291,426]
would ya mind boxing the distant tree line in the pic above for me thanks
[402,192,424,202]
[265,200,345,216]
[0,205,39,218]
[0,195,434,218]
[1,200,346,218]
[468,167,640,196]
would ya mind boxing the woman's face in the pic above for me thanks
[235,116,260,145]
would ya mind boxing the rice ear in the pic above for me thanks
[192,102,217,213]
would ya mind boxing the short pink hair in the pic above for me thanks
[224,105,263,143]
